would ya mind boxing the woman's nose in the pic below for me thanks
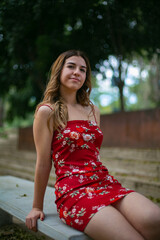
[73,67,80,75]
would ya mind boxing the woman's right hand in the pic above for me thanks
[25,208,45,232]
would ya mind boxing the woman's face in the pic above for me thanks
[60,56,87,92]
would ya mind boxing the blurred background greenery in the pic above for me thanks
[0,0,160,128]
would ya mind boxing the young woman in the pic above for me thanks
[26,50,160,240]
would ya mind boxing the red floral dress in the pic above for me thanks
[51,119,134,231]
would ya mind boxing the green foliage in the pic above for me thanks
[0,0,160,122]
[125,55,160,111]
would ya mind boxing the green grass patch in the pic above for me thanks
[0,224,46,240]
[147,196,160,204]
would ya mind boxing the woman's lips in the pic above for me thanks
[70,78,80,82]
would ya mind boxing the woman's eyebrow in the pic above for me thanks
[66,61,87,69]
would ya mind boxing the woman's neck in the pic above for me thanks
[60,91,78,105]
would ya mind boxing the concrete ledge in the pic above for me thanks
[0,176,90,240]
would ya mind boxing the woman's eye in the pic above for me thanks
[68,65,74,69]
[80,69,86,73]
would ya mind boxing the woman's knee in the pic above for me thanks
[143,204,160,227]
[84,205,144,240]
[140,204,160,239]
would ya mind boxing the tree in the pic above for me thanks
[0,0,160,122]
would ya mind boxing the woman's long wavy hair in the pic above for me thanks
[36,49,93,131]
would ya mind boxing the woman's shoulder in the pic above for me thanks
[38,103,53,111]
[36,104,53,119]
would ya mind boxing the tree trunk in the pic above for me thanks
[0,99,4,127]
[118,56,125,111]
[119,84,124,111]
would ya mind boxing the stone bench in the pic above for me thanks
[0,175,90,240]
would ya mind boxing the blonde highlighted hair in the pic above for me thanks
[36,49,93,131]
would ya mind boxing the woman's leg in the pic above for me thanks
[84,205,145,240]
[112,192,160,240]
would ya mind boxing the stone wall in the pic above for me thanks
[18,108,160,150]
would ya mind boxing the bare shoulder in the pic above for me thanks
[35,105,53,120]
[33,105,54,152]
[34,105,54,133]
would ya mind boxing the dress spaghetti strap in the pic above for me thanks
[38,104,53,111]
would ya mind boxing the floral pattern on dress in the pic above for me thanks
[52,120,134,232]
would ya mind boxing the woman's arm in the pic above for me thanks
[25,106,53,231]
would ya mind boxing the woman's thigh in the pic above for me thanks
[112,192,160,239]
[84,205,144,240]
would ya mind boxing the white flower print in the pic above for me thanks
[55,154,59,159]
[69,131,80,140]
[64,206,68,211]
[83,134,92,142]
[70,143,75,152]
[97,205,106,211]
[78,175,84,183]
[91,162,96,166]
[96,128,103,134]
[72,168,79,173]
[64,129,70,133]
[69,165,74,169]
[79,192,86,199]
[79,179,84,183]
[92,204,105,211]
[51,121,134,231]
[70,148,75,153]
[92,206,97,211]
[85,187,94,194]
[106,175,113,183]
[63,210,68,218]
[72,208,76,214]
[97,154,100,162]
[64,171,72,177]
[118,194,126,198]
[88,192,93,198]
[62,185,67,191]
[90,121,97,126]
[74,219,84,225]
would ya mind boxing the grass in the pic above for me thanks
[147,196,160,204]
[0,127,8,139]
[0,224,50,240]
